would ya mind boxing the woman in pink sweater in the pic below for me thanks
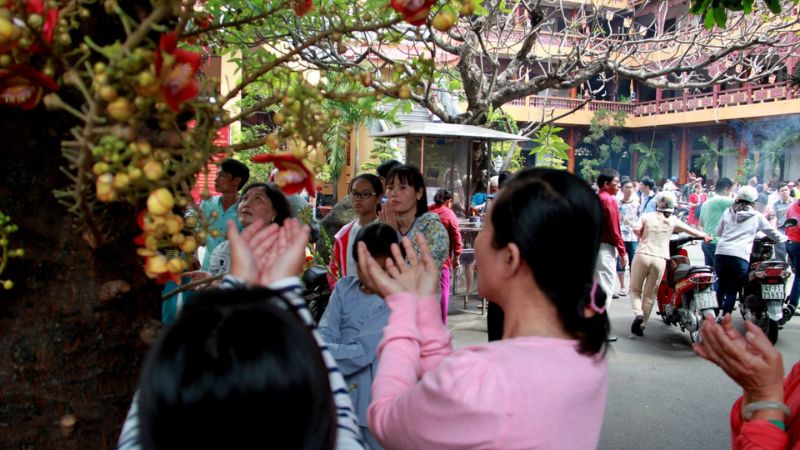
[358,168,610,450]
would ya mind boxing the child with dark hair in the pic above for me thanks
[318,223,402,450]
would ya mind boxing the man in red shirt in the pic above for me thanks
[785,199,800,313]
[595,169,627,309]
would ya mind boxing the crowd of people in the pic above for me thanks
[116,159,800,449]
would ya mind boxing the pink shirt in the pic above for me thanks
[368,292,609,449]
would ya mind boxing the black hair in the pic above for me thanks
[220,159,250,191]
[433,188,454,205]
[498,171,512,189]
[715,177,733,193]
[620,176,632,186]
[352,222,403,264]
[241,183,291,225]
[349,173,384,198]
[596,168,620,189]
[376,160,402,179]
[138,288,335,450]
[386,164,429,217]
[490,168,609,356]
[640,177,656,190]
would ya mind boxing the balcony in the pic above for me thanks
[502,82,800,128]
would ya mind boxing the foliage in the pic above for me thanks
[322,79,401,182]
[486,107,524,171]
[360,139,400,173]
[690,0,797,28]
[0,0,446,282]
[693,136,737,179]
[580,109,627,181]
[529,126,569,170]
[631,142,664,181]
[734,159,756,185]
[761,129,800,179]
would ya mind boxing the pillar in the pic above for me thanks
[679,128,688,184]
[567,127,576,173]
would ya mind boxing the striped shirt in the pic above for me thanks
[116,275,365,450]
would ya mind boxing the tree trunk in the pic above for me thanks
[0,106,160,448]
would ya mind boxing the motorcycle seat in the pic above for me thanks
[667,255,690,288]
[674,265,713,284]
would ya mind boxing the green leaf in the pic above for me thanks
[704,11,716,29]
[713,5,728,27]
[765,0,782,13]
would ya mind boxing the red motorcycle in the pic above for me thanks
[656,235,718,343]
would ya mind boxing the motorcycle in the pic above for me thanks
[738,234,792,344]
[656,234,718,343]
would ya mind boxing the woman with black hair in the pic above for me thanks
[138,288,337,450]
[119,218,366,450]
[429,188,463,322]
[379,165,449,270]
[328,174,383,289]
[359,168,610,449]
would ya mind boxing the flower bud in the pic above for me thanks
[107,97,134,121]
[92,162,109,176]
[166,258,185,274]
[3,280,13,290]
[147,188,175,216]
[112,173,130,190]
[180,236,197,253]
[96,173,116,202]
[142,160,163,181]
[184,216,198,228]
[145,255,168,274]
[171,233,186,245]
[127,167,142,180]
[165,215,184,234]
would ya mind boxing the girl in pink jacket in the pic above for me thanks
[357,168,610,450]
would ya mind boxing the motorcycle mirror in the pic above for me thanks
[785,219,798,227]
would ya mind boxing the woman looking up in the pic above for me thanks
[379,165,449,270]
[328,174,383,288]
[360,168,610,449]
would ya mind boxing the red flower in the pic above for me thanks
[155,32,201,112]
[26,0,59,45]
[390,0,435,25]
[251,152,315,195]
[0,64,58,110]
[292,0,314,16]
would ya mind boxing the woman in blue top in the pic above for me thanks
[318,223,401,450]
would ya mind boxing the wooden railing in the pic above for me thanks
[519,82,796,118]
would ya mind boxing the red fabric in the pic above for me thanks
[327,220,356,291]
[598,190,626,258]
[688,192,707,226]
[428,204,462,269]
[787,201,800,242]
[730,362,800,449]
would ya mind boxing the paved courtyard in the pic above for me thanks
[446,242,800,449]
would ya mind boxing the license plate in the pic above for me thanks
[762,284,785,300]
[694,292,717,310]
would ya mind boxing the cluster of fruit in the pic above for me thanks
[0,211,23,290]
